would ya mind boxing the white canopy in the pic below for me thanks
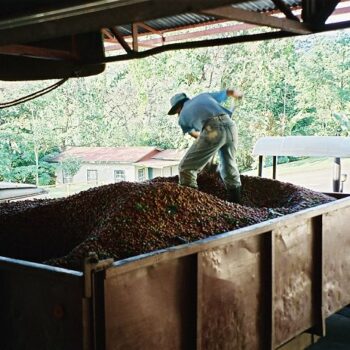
[0,182,46,201]
[252,136,350,158]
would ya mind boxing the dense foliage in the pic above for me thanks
[0,30,349,184]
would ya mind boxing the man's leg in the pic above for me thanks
[218,124,241,202]
[179,126,224,188]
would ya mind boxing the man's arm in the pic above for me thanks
[189,130,200,139]
[227,89,243,99]
[209,89,243,103]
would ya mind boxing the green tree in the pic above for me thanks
[60,156,82,179]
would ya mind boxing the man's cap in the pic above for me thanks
[168,93,188,115]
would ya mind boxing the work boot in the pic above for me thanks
[228,186,241,204]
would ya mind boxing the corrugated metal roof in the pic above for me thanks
[116,13,219,36]
[53,146,160,163]
[116,0,302,36]
[152,149,187,161]
[52,147,187,166]
[236,0,300,12]
[137,148,187,168]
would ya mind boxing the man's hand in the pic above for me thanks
[189,131,200,139]
[227,89,243,100]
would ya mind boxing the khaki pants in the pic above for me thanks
[179,115,241,189]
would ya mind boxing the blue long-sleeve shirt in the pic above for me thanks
[178,90,232,134]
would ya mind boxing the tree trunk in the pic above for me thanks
[34,146,39,186]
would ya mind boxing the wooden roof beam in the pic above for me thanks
[271,0,300,21]
[201,6,312,34]
[102,28,115,40]
[136,22,163,36]
[110,27,132,53]
[0,44,75,60]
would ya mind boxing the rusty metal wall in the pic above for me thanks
[323,206,350,316]
[103,197,350,350]
[0,258,85,350]
[104,255,197,350]
[274,219,315,346]
[198,234,272,350]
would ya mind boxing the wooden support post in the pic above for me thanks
[272,156,277,180]
[132,23,139,52]
[333,157,341,192]
[264,231,275,349]
[258,155,263,177]
[311,215,325,337]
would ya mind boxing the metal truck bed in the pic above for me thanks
[1,194,350,349]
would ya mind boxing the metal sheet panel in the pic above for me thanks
[274,219,314,346]
[104,255,197,350]
[323,206,350,316]
[0,258,84,350]
[253,136,350,157]
[198,234,271,350]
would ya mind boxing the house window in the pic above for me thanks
[114,170,125,182]
[87,170,98,184]
[62,172,72,184]
[138,168,146,182]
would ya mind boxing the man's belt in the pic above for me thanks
[202,114,229,130]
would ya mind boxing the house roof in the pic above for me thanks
[137,148,187,168]
[152,149,187,161]
[136,159,181,169]
[53,146,160,163]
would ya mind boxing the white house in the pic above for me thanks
[52,146,186,185]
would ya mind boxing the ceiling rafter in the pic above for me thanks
[110,27,132,53]
[136,22,163,36]
[100,19,350,64]
[271,0,300,21]
[102,28,115,40]
[0,44,75,60]
[104,22,256,51]
[201,6,312,34]
[1,0,349,65]
[104,2,350,52]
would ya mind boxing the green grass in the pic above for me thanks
[41,183,98,199]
